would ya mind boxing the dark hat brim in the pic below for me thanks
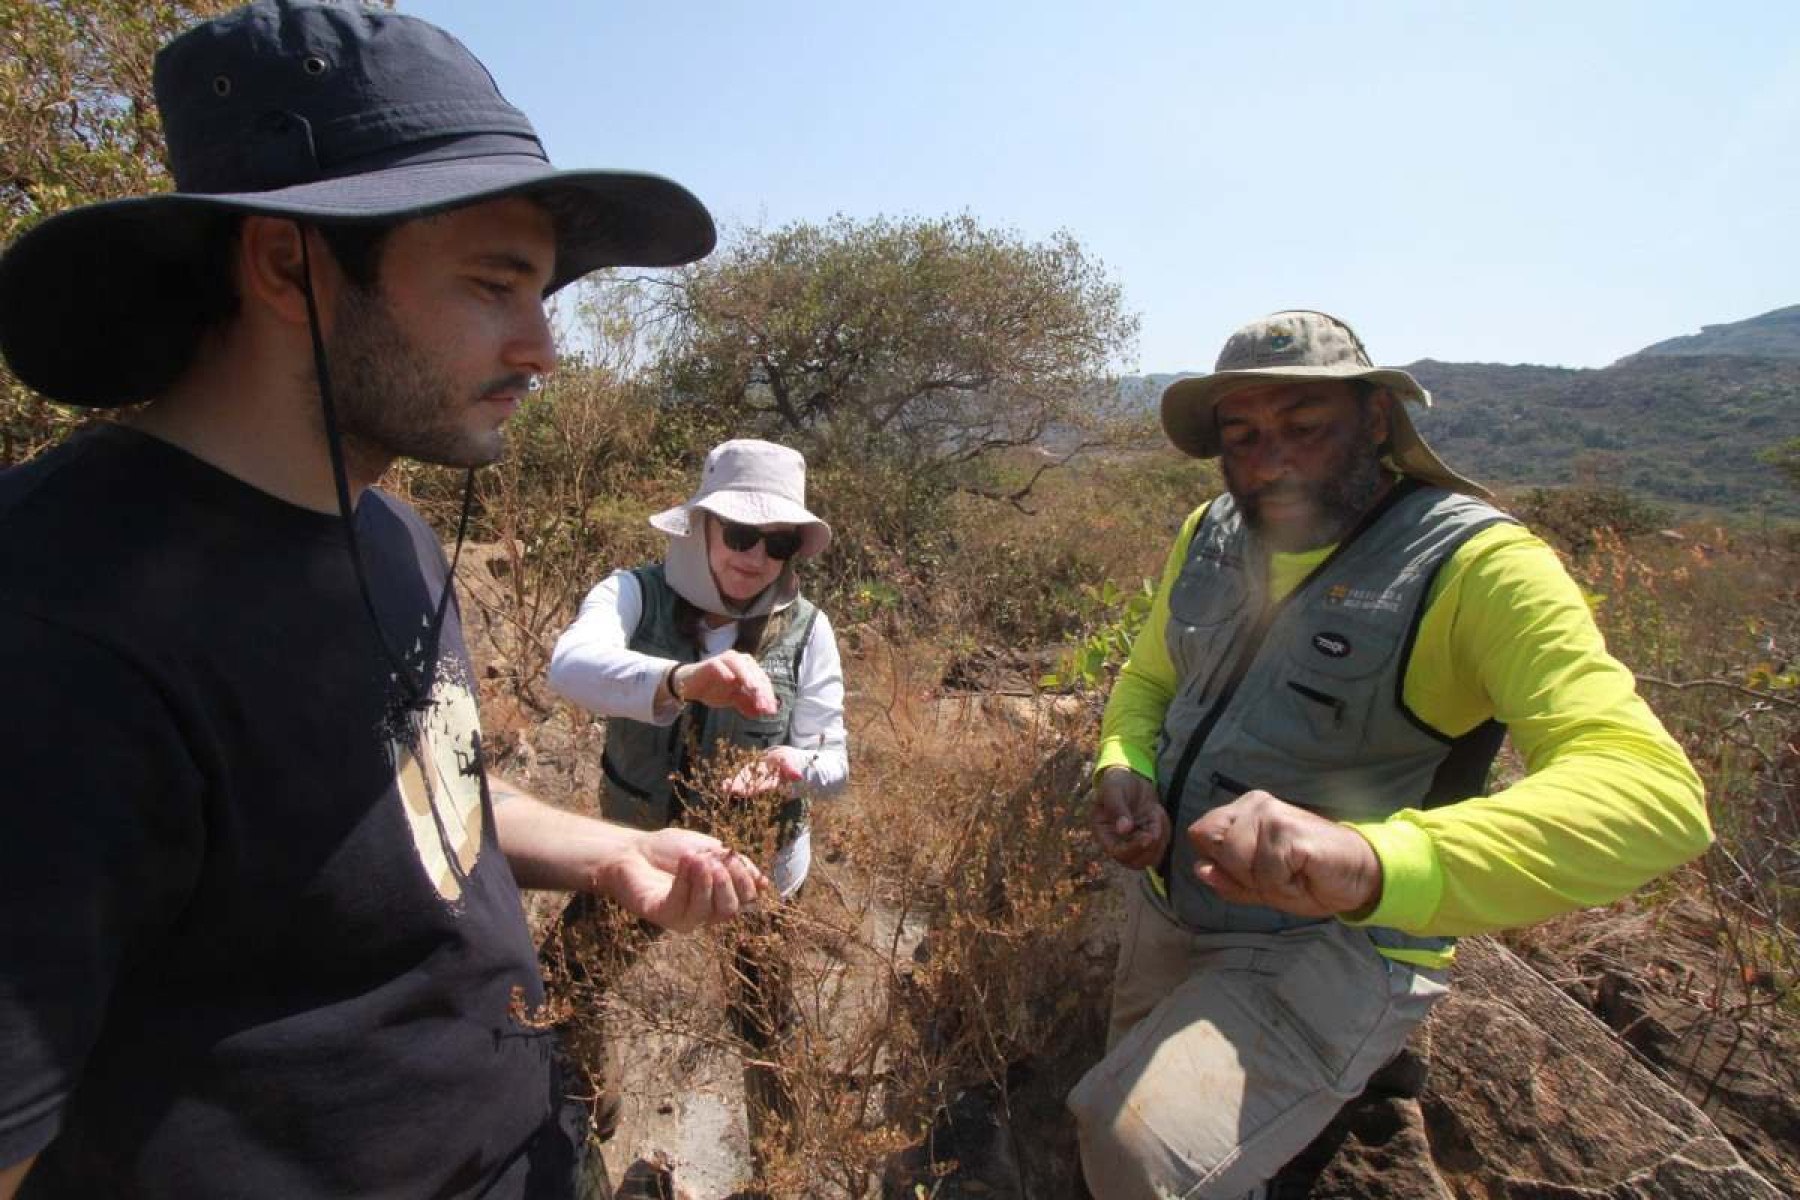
[0,155,715,407]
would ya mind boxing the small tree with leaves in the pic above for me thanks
[652,215,1137,491]
[645,213,1138,606]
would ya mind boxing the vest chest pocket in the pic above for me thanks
[1166,565,1249,690]
[1283,608,1401,683]
[1167,562,1247,629]
[734,713,787,750]
[1271,610,1402,758]
[707,710,789,754]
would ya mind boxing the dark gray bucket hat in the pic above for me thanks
[0,0,716,408]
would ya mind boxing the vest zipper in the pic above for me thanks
[1158,602,1282,879]
[1156,479,1422,883]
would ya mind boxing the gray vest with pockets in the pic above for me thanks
[600,564,817,842]
[1154,481,1513,954]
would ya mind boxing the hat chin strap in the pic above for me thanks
[297,224,475,714]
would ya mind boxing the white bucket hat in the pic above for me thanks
[1160,310,1492,500]
[651,440,833,618]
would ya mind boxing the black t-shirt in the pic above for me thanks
[0,427,583,1198]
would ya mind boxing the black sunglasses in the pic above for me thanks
[718,519,804,561]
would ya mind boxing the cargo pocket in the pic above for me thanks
[1257,926,1392,1081]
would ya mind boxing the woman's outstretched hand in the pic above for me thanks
[723,745,809,797]
[671,651,777,718]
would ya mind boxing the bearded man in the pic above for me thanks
[0,3,763,1197]
[1066,310,1711,1200]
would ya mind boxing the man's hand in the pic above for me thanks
[723,745,808,798]
[1090,767,1170,870]
[600,828,766,933]
[671,651,777,718]
[1187,790,1382,918]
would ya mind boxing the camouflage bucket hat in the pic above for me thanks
[1160,310,1492,499]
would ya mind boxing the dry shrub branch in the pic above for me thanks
[542,696,1102,1196]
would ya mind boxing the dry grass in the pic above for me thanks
[533,635,1104,1195]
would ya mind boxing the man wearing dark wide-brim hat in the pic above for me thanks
[0,3,763,1197]
[1065,310,1712,1199]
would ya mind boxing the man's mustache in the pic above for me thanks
[479,373,536,399]
[1245,482,1314,504]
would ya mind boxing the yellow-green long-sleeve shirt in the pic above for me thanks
[1097,501,1712,942]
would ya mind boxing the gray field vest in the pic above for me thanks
[600,565,818,840]
[1154,480,1514,955]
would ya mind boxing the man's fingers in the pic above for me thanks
[677,850,717,928]
[722,850,765,905]
[705,855,741,919]
[1249,818,1302,896]
[1194,859,1256,904]
[1190,805,1255,893]
[1089,770,1173,870]
[1094,805,1168,869]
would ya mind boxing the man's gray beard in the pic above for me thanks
[319,286,510,470]
[1233,442,1388,552]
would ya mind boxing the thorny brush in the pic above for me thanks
[540,700,1103,1196]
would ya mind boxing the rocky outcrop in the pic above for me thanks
[886,936,1787,1199]
[1285,938,1785,1199]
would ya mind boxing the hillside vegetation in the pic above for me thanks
[1627,304,1800,361]
[1408,353,1800,518]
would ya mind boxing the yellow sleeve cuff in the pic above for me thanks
[1094,737,1157,784]
[1343,813,1442,933]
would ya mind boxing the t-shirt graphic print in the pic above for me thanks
[395,656,487,904]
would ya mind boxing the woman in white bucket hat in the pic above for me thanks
[547,439,846,1181]
[549,438,846,878]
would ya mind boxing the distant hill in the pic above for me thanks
[1121,306,1800,519]
[1623,305,1800,362]
[1405,355,1800,517]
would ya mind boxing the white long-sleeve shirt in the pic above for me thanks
[548,569,849,894]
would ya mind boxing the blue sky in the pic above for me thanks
[409,1,1797,373]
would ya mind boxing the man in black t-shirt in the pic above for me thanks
[0,4,761,1198]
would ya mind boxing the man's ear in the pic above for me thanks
[1365,386,1395,448]
[236,216,340,329]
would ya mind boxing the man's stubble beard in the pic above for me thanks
[1228,414,1389,553]
[321,284,512,471]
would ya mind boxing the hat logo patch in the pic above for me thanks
[1312,631,1352,658]
[1267,327,1295,352]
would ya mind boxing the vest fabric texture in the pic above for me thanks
[1154,481,1513,952]
[599,564,817,840]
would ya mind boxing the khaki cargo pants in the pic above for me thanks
[1067,881,1447,1200]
